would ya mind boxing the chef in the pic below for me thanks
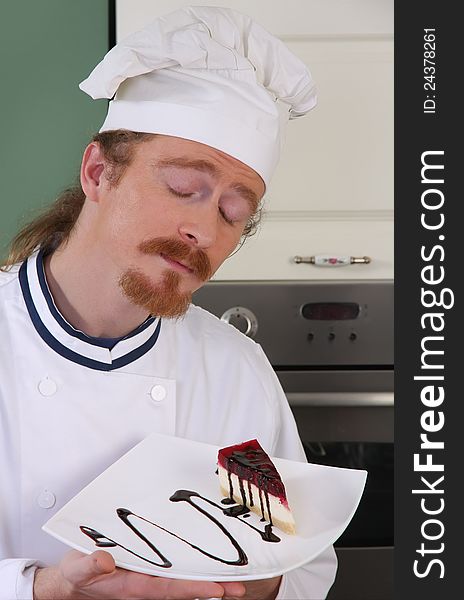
[0,6,336,600]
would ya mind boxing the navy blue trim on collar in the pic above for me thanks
[19,258,162,372]
[36,250,156,348]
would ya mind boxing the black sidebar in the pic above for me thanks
[395,2,460,598]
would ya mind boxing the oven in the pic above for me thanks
[193,280,393,600]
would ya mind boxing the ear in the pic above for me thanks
[80,142,107,202]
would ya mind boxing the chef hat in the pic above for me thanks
[79,5,316,185]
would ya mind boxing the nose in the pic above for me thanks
[178,203,218,248]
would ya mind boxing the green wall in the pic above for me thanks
[0,0,110,256]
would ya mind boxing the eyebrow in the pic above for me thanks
[157,157,220,176]
[156,157,261,213]
[230,183,260,213]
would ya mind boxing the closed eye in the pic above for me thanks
[167,184,250,226]
[219,207,235,225]
[167,186,196,199]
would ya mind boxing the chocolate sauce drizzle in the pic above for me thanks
[223,448,281,530]
[80,487,280,570]
[80,514,172,569]
[192,489,280,543]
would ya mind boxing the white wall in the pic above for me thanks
[116,1,393,38]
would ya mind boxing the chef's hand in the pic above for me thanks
[222,576,282,600]
[33,550,246,599]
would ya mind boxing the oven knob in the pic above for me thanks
[221,307,258,338]
[328,332,336,341]
[307,332,315,341]
[349,332,357,341]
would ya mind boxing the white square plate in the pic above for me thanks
[43,433,367,581]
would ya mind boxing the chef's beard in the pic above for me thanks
[119,237,212,319]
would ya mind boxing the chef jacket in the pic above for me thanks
[0,251,337,599]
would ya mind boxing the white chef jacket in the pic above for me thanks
[0,251,337,600]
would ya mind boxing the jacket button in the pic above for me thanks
[37,490,56,509]
[38,378,57,396]
[150,385,166,402]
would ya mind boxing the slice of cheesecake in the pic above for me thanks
[217,439,296,534]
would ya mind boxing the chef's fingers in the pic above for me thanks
[59,549,228,599]
[60,550,226,598]
[137,576,226,599]
[101,572,227,599]
[60,549,116,586]
[218,581,246,597]
[222,575,282,600]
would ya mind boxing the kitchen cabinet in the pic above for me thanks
[116,0,393,280]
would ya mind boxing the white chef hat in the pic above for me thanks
[79,5,316,185]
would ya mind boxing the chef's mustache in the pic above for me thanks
[139,237,213,281]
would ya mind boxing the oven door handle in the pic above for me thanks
[286,392,394,407]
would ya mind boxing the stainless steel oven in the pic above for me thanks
[193,280,393,600]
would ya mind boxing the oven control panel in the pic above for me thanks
[193,280,393,366]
